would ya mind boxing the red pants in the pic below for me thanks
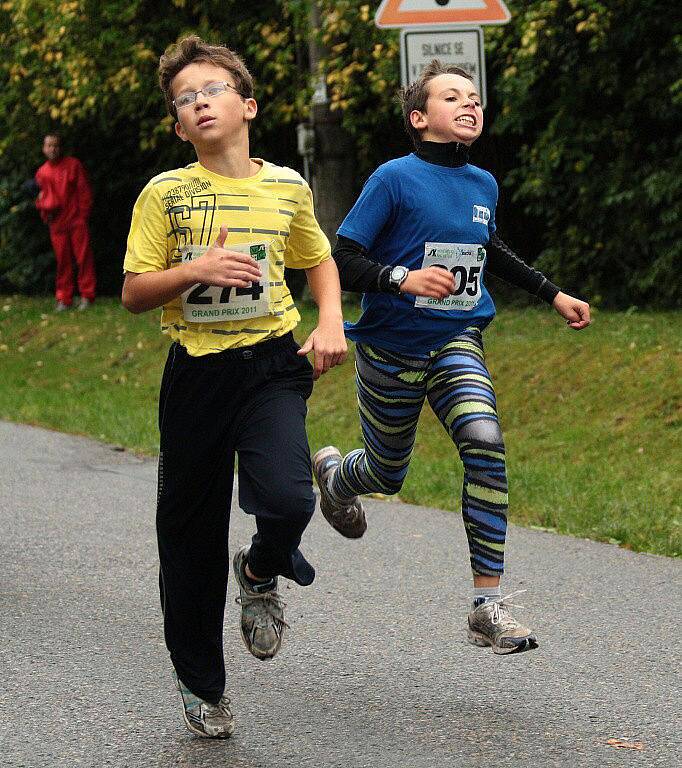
[49,220,96,304]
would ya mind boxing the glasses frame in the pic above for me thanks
[173,81,244,111]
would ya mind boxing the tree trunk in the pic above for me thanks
[308,2,356,242]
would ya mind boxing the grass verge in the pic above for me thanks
[1,295,680,557]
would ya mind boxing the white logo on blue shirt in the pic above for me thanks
[473,205,490,224]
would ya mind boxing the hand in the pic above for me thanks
[552,291,591,330]
[189,225,262,287]
[400,267,456,298]
[297,320,348,380]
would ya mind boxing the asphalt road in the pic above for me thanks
[1,420,680,767]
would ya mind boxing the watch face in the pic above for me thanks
[390,266,408,282]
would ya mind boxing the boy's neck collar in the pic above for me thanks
[415,141,469,168]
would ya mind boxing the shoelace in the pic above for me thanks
[487,590,527,629]
[205,696,232,716]
[235,590,290,630]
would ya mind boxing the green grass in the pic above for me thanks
[1,295,680,557]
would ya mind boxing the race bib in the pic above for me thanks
[180,241,271,323]
[414,242,486,312]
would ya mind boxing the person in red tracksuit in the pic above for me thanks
[35,134,96,311]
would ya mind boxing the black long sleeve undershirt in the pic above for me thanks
[332,236,386,293]
[332,140,561,303]
[487,233,560,304]
[332,235,560,303]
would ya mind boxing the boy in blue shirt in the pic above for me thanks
[313,61,590,654]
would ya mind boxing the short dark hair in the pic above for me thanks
[158,35,254,118]
[398,60,473,147]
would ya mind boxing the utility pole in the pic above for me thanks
[305,1,356,242]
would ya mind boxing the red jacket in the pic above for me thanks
[35,157,92,231]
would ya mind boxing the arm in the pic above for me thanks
[486,233,560,303]
[333,235,384,292]
[35,190,51,223]
[333,236,455,298]
[487,233,590,330]
[34,170,54,223]
[121,225,262,314]
[297,258,347,380]
[74,160,93,220]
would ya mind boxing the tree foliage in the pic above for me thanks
[0,0,679,307]
[487,0,682,307]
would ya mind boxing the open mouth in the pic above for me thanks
[455,115,476,126]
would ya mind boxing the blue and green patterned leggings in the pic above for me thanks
[331,328,508,576]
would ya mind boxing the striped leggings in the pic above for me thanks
[331,328,508,576]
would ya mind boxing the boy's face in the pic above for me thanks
[172,62,256,149]
[410,73,483,145]
[42,136,62,162]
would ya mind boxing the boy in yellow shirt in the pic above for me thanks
[122,36,346,739]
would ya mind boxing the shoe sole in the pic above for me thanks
[312,447,367,539]
[319,496,367,539]
[466,627,539,655]
[232,548,283,661]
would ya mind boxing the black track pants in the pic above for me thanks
[156,333,315,703]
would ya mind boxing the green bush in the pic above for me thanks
[0,1,679,306]
[0,172,54,294]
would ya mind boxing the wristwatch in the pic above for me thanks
[388,265,409,294]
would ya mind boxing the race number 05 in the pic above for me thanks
[432,264,482,296]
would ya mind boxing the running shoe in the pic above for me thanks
[312,446,366,538]
[467,591,538,655]
[233,545,288,661]
[174,672,234,739]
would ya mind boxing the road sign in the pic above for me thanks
[400,27,486,107]
[376,0,511,29]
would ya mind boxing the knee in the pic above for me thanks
[456,417,505,452]
[268,486,315,529]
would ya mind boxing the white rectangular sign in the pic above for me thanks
[400,26,486,109]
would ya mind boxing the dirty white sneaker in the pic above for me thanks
[312,446,366,538]
[233,546,288,661]
[467,591,538,655]
[174,672,234,739]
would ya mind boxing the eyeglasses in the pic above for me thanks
[173,81,243,110]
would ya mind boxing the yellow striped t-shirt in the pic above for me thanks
[123,159,330,356]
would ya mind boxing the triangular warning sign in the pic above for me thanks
[375,0,511,29]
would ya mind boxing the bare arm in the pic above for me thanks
[121,225,262,314]
[297,258,347,379]
[552,292,591,330]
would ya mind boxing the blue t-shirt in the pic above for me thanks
[338,153,498,354]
